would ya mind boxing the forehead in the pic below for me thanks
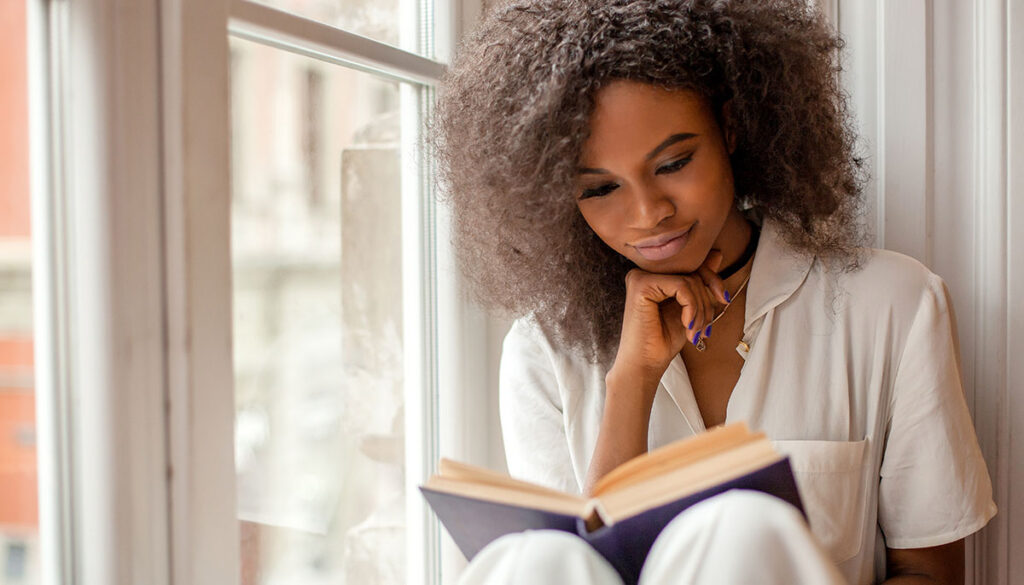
[582,81,716,159]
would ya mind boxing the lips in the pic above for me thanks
[631,226,693,262]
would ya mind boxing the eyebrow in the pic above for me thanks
[578,132,699,175]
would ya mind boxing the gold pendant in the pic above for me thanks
[695,337,707,352]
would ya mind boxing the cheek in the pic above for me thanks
[676,160,735,214]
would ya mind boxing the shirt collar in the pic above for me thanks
[743,217,815,330]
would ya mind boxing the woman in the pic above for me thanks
[432,0,996,583]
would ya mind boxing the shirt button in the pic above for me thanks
[736,340,751,355]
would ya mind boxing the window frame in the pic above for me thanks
[164,2,485,584]
[29,0,488,583]
[31,0,172,583]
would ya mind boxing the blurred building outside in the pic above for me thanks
[0,1,40,584]
[231,1,408,582]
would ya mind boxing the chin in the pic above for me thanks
[627,232,715,275]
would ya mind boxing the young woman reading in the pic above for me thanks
[432,1,996,583]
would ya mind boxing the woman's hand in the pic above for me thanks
[584,250,728,494]
[609,250,729,390]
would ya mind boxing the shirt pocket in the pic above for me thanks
[770,438,869,564]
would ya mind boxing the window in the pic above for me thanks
[230,37,413,584]
[25,0,486,583]
[217,1,464,583]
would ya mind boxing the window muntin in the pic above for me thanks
[247,0,432,58]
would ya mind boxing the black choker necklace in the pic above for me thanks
[717,223,760,280]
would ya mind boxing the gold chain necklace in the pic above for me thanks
[694,270,751,352]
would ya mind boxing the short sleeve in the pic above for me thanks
[499,318,580,494]
[878,274,997,548]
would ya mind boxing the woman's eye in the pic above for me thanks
[655,157,692,175]
[580,183,619,200]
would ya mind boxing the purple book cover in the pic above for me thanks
[421,457,802,585]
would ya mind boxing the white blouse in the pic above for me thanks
[498,218,997,585]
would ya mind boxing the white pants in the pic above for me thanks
[458,490,847,585]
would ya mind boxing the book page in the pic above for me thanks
[592,422,760,496]
[598,439,781,522]
[423,476,589,517]
[437,458,579,498]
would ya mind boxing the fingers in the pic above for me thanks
[625,270,716,348]
[686,283,716,345]
[676,287,702,345]
[697,250,729,304]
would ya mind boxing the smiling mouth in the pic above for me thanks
[632,226,693,262]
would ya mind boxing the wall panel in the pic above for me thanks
[840,0,1016,583]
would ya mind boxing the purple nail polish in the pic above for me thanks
[693,332,701,345]
[705,325,712,337]
[724,290,732,303]
[689,317,695,329]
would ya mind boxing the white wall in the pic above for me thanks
[840,0,1019,583]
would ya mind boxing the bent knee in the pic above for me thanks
[485,530,594,565]
[642,491,842,585]
[657,489,807,546]
[459,530,622,585]
[710,489,805,527]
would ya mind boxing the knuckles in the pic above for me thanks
[623,268,705,303]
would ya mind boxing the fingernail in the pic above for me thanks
[693,332,701,345]
[689,317,695,329]
[705,325,712,337]
[724,290,732,303]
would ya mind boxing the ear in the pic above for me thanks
[721,100,737,155]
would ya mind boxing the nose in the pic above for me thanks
[629,182,676,229]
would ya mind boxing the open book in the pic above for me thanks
[420,422,803,585]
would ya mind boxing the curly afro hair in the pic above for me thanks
[432,0,867,363]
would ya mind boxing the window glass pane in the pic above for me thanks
[230,37,411,584]
[0,0,39,584]
[251,0,425,56]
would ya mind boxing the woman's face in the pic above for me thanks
[576,81,745,274]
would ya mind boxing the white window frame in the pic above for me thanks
[31,1,172,584]
[29,0,489,584]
